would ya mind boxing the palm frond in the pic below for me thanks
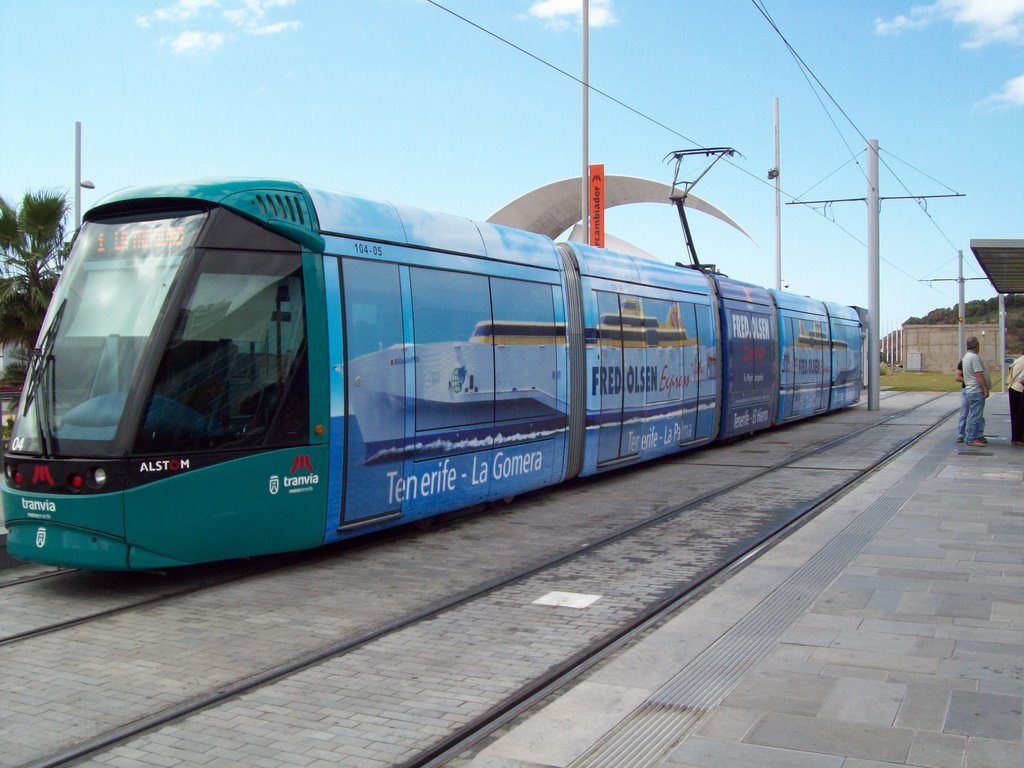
[0,190,70,351]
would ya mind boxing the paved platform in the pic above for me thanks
[469,392,1023,768]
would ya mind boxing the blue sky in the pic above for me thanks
[1,0,1021,329]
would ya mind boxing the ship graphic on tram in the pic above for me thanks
[1,180,864,570]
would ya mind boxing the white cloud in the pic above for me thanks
[223,0,302,34]
[170,30,225,54]
[975,72,1024,108]
[875,11,934,36]
[138,0,300,53]
[246,20,302,35]
[528,0,617,31]
[946,0,1024,46]
[878,2,1024,108]
[876,0,1024,47]
[137,0,220,28]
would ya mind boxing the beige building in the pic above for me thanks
[902,323,1001,373]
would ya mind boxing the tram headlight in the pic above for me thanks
[91,467,108,488]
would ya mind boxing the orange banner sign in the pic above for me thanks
[589,164,605,248]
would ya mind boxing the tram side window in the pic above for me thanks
[642,298,683,404]
[342,259,405,456]
[679,301,701,399]
[409,269,563,433]
[851,324,863,374]
[491,278,559,421]
[812,319,830,410]
[839,323,859,382]
[343,260,404,360]
[135,251,309,453]
[410,268,494,431]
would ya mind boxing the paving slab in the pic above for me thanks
[944,690,1023,740]
[817,677,906,725]
[662,734,845,768]
[743,711,915,763]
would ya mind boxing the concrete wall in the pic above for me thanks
[902,323,1000,373]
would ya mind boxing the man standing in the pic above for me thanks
[962,336,990,448]
[1009,349,1024,447]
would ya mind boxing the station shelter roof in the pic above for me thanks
[970,239,1024,294]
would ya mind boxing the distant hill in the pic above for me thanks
[905,295,1023,352]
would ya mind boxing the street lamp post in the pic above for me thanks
[74,121,95,230]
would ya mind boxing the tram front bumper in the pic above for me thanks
[7,520,131,570]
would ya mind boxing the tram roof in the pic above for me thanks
[565,241,713,297]
[90,179,562,269]
[969,239,1024,294]
[769,288,827,316]
[307,186,561,269]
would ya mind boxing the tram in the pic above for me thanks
[1,180,863,569]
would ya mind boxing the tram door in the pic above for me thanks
[781,315,829,419]
[596,291,641,464]
[677,301,702,444]
[781,316,803,419]
[694,303,717,440]
[337,258,408,528]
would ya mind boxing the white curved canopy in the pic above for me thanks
[487,175,752,246]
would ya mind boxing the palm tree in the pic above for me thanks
[0,190,71,386]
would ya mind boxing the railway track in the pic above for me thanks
[1,391,956,768]
[0,529,429,648]
[0,557,305,647]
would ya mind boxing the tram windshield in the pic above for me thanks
[10,213,207,456]
[133,249,308,454]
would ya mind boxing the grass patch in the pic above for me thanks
[880,368,1005,392]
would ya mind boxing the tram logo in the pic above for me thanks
[282,454,319,494]
[269,455,319,496]
[22,498,56,513]
[139,458,191,473]
[32,465,55,487]
[36,527,46,548]
[290,455,315,474]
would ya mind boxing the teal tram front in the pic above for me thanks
[2,182,331,569]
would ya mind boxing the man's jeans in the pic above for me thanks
[965,391,986,442]
[957,389,968,439]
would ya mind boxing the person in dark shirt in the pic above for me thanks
[1008,350,1024,447]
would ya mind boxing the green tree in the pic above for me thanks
[0,190,71,386]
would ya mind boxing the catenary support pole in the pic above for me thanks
[774,97,782,291]
[867,139,880,411]
[958,250,965,357]
[581,0,588,239]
